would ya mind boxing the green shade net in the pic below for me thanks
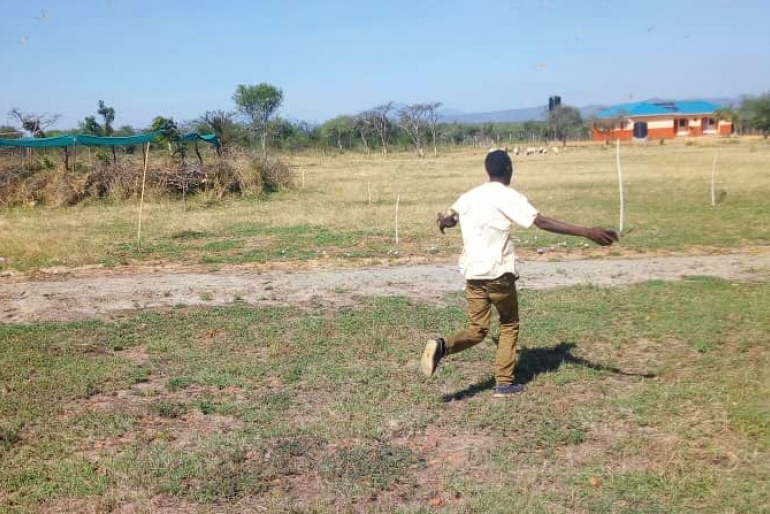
[0,132,220,148]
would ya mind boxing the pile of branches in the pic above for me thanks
[0,152,297,207]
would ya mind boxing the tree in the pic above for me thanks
[398,104,431,157]
[547,105,583,145]
[151,116,183,158]
[233,83,283,154]
[480,122,496,144]
[97,100,115,136]
[424,102,443,157]
[115,125,137,136]
[81,116,102,136]
[8,108,60,137]
[521,120,542,143]
[0,125,22,139]
[196,110,238,152]
[319,116,356,150]
[355,110,377,156]
[371,102,394,154]
[741,93,770,138]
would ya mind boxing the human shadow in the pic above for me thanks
[442,341,656,402]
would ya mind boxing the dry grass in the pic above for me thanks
[1,138,769,271]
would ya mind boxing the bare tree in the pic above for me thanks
[372,102,394,154]
[8,108,60,137]
[398,104,431,158]
[424,102,443,157]
[355,110,378,156]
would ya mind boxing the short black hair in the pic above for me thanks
[485,149,513,178]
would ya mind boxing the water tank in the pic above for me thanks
[633,122,648,139]
[548,96,562,112]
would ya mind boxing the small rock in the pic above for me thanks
[0,270,13,277]
[537,248,545,254]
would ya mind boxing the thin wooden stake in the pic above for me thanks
[72,143,77,173]
[395,194,400,246]
[616,139,625,235]
[137,142,150,248]
[367,181,372,205]
[710,149,719,207]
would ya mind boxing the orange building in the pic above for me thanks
[592,100,733,141]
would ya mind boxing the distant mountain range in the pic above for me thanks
[437,96,745,124]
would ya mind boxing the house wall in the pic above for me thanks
[592,114,733,141]
[718,121,733,135]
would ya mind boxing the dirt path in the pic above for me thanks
[2,251,769,323]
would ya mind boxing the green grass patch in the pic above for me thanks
[1,278,768,512]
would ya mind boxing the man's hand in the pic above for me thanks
[585,228,619,246]
[437,211,458,234]
[534,214,619,246]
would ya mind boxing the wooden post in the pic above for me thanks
[63,147,69,172]
[395,194,400,246]
[367,181,372,205]
[137,142,150,248]
[194,140,203,166]
[616,139,625,234]
[72,142,77,173]
[710,149,719,207]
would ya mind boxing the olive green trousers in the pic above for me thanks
[444,273,519,386]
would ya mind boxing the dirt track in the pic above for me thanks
[2,250,769,323]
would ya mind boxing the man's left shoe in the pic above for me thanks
[493,383,526,397]
[420,338,445,377]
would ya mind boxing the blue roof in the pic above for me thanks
[597,100,720,118]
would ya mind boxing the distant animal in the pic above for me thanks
[552,147,559,155]
[525,147,536,155]
[513,147,520,155]
[539,147,548,154]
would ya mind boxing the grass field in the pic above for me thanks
[1,277,768,513]
[1,139,769,271]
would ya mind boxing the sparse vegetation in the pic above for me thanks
[1,278,768,512]
[1,142,769,271]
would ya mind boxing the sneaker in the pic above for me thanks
[493,383,526,397]
[420,338,445,377]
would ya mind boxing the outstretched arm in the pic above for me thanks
[436,210,459,234]
[533,214,618,246]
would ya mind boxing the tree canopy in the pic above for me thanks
[233,83,284,153]
[741,93,770,137]
[547,105,583,143]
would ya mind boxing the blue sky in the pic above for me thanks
[2,0,769,130]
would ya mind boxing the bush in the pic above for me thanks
[250,155,296,194]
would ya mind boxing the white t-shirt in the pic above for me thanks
[450,182,539,280]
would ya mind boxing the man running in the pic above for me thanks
[421,149,618,397]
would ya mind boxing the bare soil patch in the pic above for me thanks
[1,249,768,323]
